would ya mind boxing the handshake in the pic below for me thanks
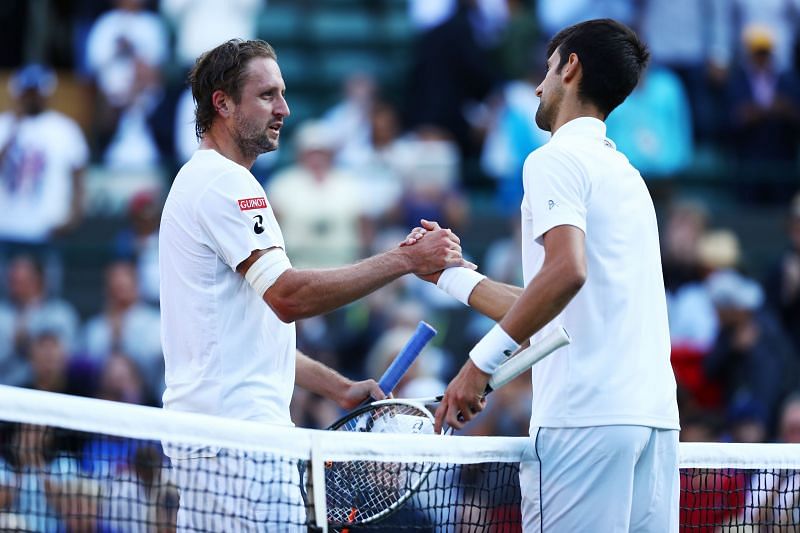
[396,219,478,284]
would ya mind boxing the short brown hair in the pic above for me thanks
[188,39,277,139]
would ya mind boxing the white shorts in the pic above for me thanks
[171,451,306,532]
[519,425,679,533]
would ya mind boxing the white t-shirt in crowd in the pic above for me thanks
[0,111,88,243]
[521,117,679,431]
[159,149,295,424]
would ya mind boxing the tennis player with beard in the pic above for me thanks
[159,39,469,530]
[416,20,680,531]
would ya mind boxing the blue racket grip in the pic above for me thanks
[377,321,437,395]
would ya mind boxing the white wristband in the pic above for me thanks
[469,324,520,374]
[437,267,486,306]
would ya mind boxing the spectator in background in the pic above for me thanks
[704,270,798,436]
[662,200,710,293]
[735,393,800,527]
[0,255,79,387]
[605,64,693,178]
[335,100,405,223]
[85,0,168,169]
[405,0,498,157]
[0,424,80,532]
[0,65,88,294]
[638,0,730,143]
[722,0,800,73]
[266,121,368,269]
[481,47,550,210]
[160,0,262,69]
[669,230,741,412]
[163,0,263,168]
[25,333,73,395]
[82,261,162,401]
[766,191,800,354]
[536,0,636,39]
[726,25,800,166]
[668,228,738,355]
[96,352,153,406]
[323,73,378,169]
[113,190,161,305]
[392,130,469,235]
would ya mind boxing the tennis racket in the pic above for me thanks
[324,326,571,527]
[301,321,436,527]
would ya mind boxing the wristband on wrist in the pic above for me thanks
[469,324,520,374]
[436,267,486,306]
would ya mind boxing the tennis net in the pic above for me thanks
[0,385,799,532]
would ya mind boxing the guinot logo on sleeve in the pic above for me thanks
[238,197,268,211]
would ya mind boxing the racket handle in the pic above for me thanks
[486,326,570,393]
[377,321,437,395]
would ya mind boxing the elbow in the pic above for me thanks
[562,264,587,297]
[269,295,306,323]
[263,270,310,323]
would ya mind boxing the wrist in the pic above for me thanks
[469,324,520,374]
[388,246,415,275]
[437,267,486,306]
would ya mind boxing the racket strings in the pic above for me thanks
[326,403,435,524]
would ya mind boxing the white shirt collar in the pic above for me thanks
[550,117,614,148]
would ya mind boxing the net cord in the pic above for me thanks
[0,385,526,463]
[4,385,800,468]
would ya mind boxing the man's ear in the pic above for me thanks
[212,89,231,118]
[562,53,581,84]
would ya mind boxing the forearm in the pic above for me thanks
[467,278,523,322]
[498,258,584,344]
[266,248,411,322]
[294,350,350,405]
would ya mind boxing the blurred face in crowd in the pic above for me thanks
[371,103,399,148]
[99,353,144,404]
[8,256,44,305]
[106,263,139,309]
[750,48,773,70]
[535,49,567,132]
[780,400,800,443]
[17,88,46,116]
[29,334,67,391]
[228,57,290,160]
[715,305,751,329]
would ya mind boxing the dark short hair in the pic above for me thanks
[188,39,277,139]
[547,19,649,117]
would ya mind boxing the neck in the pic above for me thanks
[549,102,604,136]
[200,126,256,169]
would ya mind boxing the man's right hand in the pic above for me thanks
[397,219,475,275]
[399,219,476,280]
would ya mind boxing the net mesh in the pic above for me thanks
[1,386,799,532]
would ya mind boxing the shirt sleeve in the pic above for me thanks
[195,170,286,271]
[523,147,590,243]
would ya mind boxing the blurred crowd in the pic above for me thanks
[0,0,799,451]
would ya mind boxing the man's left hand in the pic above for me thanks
[338,379,386,410]
[434,359,490,434]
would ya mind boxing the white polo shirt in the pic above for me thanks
[522,117,679,430]
[159,149,295,425]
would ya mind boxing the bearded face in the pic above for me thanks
[232,106,278,159]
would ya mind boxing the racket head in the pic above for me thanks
[325,400,437,526]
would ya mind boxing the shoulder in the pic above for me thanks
[523,142,584,178]
[42,111,83,134]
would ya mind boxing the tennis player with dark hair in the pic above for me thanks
[159,39,469,530]
[414,19,680,531]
